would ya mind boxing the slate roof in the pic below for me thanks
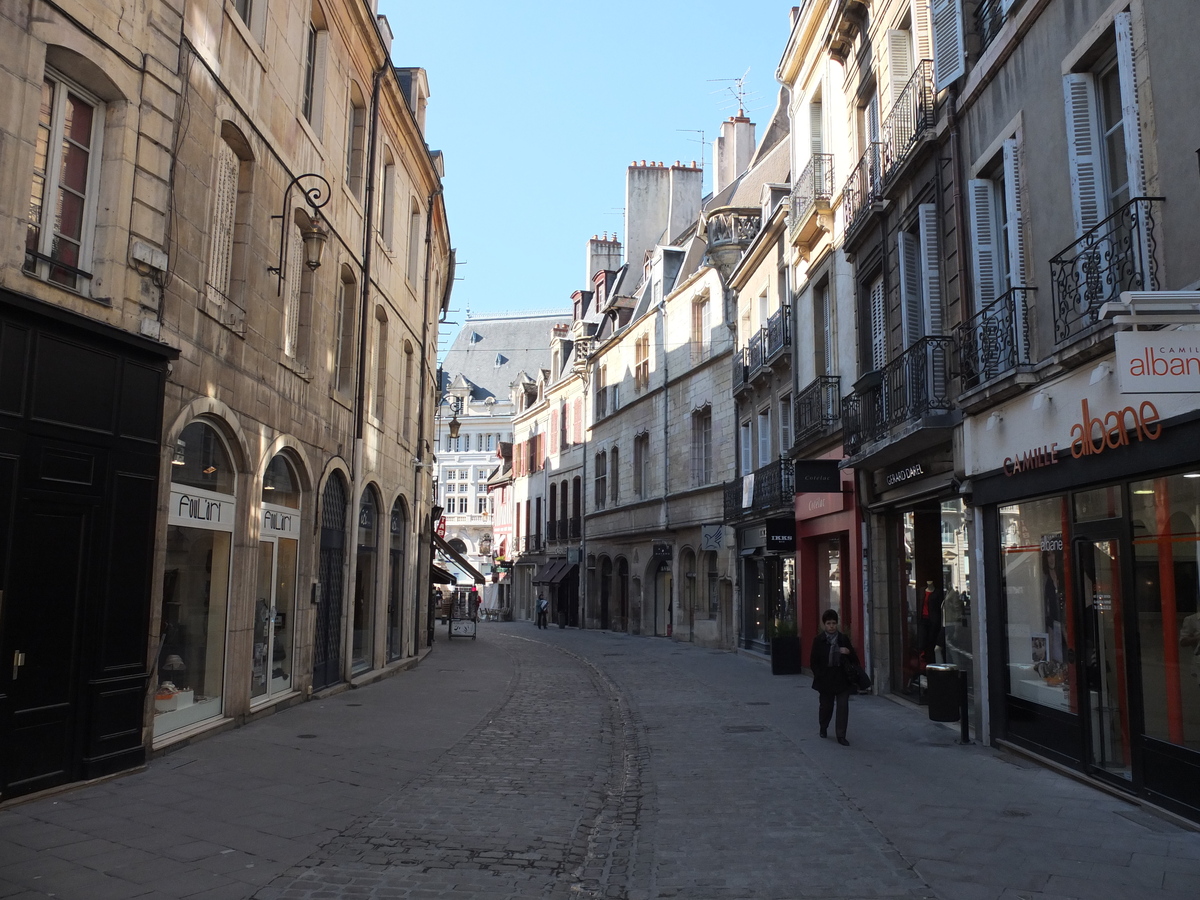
[440,313,571,401]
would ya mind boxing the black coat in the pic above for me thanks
[810,631,858,694]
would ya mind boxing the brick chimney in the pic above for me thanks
[712,114,756,193]
[668,162,703,247]
[624,161,671,271]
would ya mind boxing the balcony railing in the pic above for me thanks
[706,212,762,253]
[766,303,791,361]
[748,328,766,374]
[975,0,1009,54]
[881,61,934,182]
[723,458,796,522]
[1050,197,1161,345]
[956,287,1034,391]
[788,153,834,241]
[521,535,543,554]
[842,336,955,456]
[793,375,841,450]
[569,516,581,540]
[732,346,748,391]
[842,143,884,235]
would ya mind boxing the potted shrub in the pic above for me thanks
[770,617,803,675]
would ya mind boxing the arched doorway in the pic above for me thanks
[313,473,347,691]
[599,556,613,630]
[615,557,629,632]
[254,453,301,704]
[353,487,381,674]
[387,497,408,662]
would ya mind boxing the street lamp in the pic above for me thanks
[267,172,331,295]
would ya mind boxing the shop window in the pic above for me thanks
[255,454,301,703]
[25,72,104,294]
[158,420,236,738]
[1130,474,1200,751]
[999,495,1073,712]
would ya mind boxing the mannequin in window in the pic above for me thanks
[918,579,943,667]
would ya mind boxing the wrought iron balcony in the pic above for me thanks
[732,346,748,392]
[766,303,791,362]
[723,458,796,522]
[788,153,834,246]
[842,143,884,236]
[881,61,934,182]
[956,287,1035,391]
[976,0,1009,54]
[1050,197,1161,346]
[793,375,841,450]
[842,336,955,456]
[748,328,766,375]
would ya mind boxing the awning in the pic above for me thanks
[431,563,456,584]
[432,533,486,584]
[548,563,578,585]
[532,560,564,584]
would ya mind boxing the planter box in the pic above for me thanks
[771,635,803,675]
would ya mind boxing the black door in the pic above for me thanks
[1,496,89,795]
[313,476,346,691]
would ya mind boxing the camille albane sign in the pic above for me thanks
[1116,332,1200,392]
[1003,398,1161,476]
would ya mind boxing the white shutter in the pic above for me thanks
[1002,139,1028,288]
[739,422,752,476]
[911,0,932,61]
[918,204,943,335]
[1113,12,1145,198]
[207,141,238,305]
[284,226,303,357]
[931,0,965,90]
[897,231,923,347]
[888,30,914,107]
[757,409,771,466]
[810,101,824,155]
[969,179,1002,309]
[869,276,887,371]
[1063,73,1104,236]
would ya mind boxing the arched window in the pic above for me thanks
[374,306,388,420]
[335,266,357,392]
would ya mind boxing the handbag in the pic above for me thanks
[844,660,872,691]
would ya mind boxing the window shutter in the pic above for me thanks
[931,0,965,90]
[918,204,943,336]
[897,231,923,347]
[207,141,238,305]
[1063,73,1104,236]
[869,277,887,371]
[284,226,303,357]
[739,423,752,476]
[574,398,583,443]
[888,30,914,107]
[911,0,933,61]
[810,101,823,155]
[822,285,834,376]
[549,410,559,455]
[1002,139,1028,288]
[757,411,771,467]
[969,179,1002,309]
[1113,12,1146,198]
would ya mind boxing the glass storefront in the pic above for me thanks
[896,499,972,697]
[815,537,844,628]
[157,421,234,738]
[253,454,300,704]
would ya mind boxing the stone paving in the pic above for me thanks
[0,623,1198,900]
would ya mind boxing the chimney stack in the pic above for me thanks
[585,233,623,285]
[712,114,756,194]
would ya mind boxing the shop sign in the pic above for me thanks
[1068,398,1161,457]
[169,485,236,531]
[740,525,766,551]
[765,517,796,552]
[1003,444,1060,477]
[793,459,841,492]
[653,542,672,559]
[796,491,847,520]
[1116,332,1200,392]
[261,502,301,538]
[701,524,725,551]
[885,463,925,487]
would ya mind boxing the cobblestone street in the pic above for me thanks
[2,624,1199,899]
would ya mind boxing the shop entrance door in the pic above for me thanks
[253,537,297,703]
[1074,532,1134,782]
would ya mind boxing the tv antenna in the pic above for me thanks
[708,69,763,115]
[677,129,707,161]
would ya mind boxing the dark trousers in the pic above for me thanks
[818,689,850,738]
[536,609,547,628]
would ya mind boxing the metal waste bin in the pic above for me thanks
[926,664,960,722]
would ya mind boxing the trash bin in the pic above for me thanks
[926,664,960,722]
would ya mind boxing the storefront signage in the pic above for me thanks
[765,517,796,552]
[701,524,724,551]
[796,491,848,520]
[653,542,672,559]
[1116,332,1200,392]
[793,459,841,492]
[261,502,301,538]
[885,463,925,487]
[169,485,236,531]
[1068,398,1161,457]
[1003,444,1060,477]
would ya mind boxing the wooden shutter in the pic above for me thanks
[888,30,914,107]
[869,276,887,371]
[918,204,943,335]
[1002,139,1028,288]
[739,422,752,476]
[969,179,1002,309]
[207,140,238,305]
[1114,12,1145,197]
[810,101,823,155]
[574,398,583,443]
[549,410,559,455]
[931,0,965,90]
[897,231,923,347]
[1063,73,1104,236]
[284,226,303,357]
[911,0,933,61]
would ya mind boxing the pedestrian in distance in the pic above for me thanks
[536,592,549,629]
[810,608,858,746]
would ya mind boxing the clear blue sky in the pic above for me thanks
[383,1,794,331]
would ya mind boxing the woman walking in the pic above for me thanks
[810,608,858,746]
